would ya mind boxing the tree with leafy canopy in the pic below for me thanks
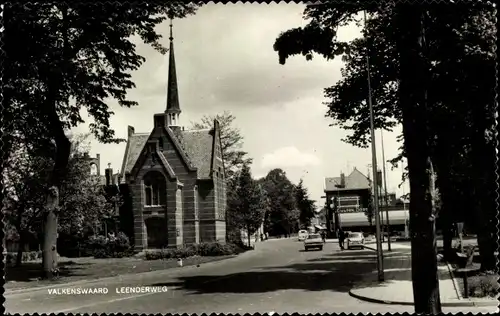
[262,169,299,237]
[276,2,497,271]
[295,179,316,229]
[191,111,252,181]
[3,2,201,278]
[227,163,266,248]
[272,2,495,312]
[3,133,115,266]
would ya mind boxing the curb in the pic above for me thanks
[349,289,498,307]
[4,254,238,296]
[349,254,497,308]
[349,288,413,306]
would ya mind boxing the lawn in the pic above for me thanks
[5,255,236,292]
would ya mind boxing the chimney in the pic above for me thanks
[96,154,101,175]
[128,125,135,137]
[340,173,346,188]
[105,163,113,186]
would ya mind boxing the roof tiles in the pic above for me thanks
[120,128,214,181]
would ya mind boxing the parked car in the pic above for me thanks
[298,230,308,241]
[304,233,323,251]
[346,232,365,250]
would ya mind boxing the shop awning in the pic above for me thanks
[339,210,409,227]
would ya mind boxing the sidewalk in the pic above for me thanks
[349,248,498,308]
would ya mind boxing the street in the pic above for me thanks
[5,239,494,314]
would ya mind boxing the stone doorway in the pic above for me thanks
[145,217,167,249]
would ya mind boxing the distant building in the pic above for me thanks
[324,168,409,235]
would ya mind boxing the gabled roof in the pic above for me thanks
[120,128,214,182]
[181,129,213,179]
[120,133,150,181]
[324,167,371,192]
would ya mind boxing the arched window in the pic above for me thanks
[143,171,166,207]
[90,163,98,175]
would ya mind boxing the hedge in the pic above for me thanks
[144,242,247,260]
[4,251,42,265]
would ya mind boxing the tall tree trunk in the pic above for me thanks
[470,103,496,271]
[440,205,454,261]
[395,4,442,313]
[15,232,26,267]
[40,103,71,279]
[40,4,72,279]
[15,207,26,267]
[434,163,455,261]
[247,225,251,248]
[43,186,60,278]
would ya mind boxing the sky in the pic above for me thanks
[71,3,410,207]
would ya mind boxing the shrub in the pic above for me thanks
[467,274,499,298]
[93,249,110,259]
[113,232,131,252]
[5,251,42,265]
[144,242,243,261]
[198,242,236,256]
[84,232,133,259]
[145,250,165,260]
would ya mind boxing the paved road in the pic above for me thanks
[5,239,494,314]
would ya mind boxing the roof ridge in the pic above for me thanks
[183,128,211,132]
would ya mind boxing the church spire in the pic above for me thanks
[165,18,181,123]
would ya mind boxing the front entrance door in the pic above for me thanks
[145,217,167,249]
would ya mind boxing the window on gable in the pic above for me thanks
[143,171,166,207]
[158,138,164,150]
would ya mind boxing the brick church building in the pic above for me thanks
[119,21,227,251]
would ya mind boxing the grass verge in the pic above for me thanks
[5,254,236,292]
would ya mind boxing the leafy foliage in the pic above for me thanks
[274,1,496,271]
[3,134,118,257]
[144,242,243,260]
[87,232,133,259]
[227,163,266,247]
[295,179,316,229]
[3,2,201,276]
[4,2,202,146]
[262,169,299,236]
[274,2,496,311]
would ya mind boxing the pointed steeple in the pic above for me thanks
[166,18,181,116]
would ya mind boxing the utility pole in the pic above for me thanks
[402,158,409,238]
[381,130,391,251]
[364,10,384,282]
[378,177,385,242]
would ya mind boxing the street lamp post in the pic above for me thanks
[381,130,392,251]
[305,2,384,281]
[402,159,409,238]
[364,10,384,282]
